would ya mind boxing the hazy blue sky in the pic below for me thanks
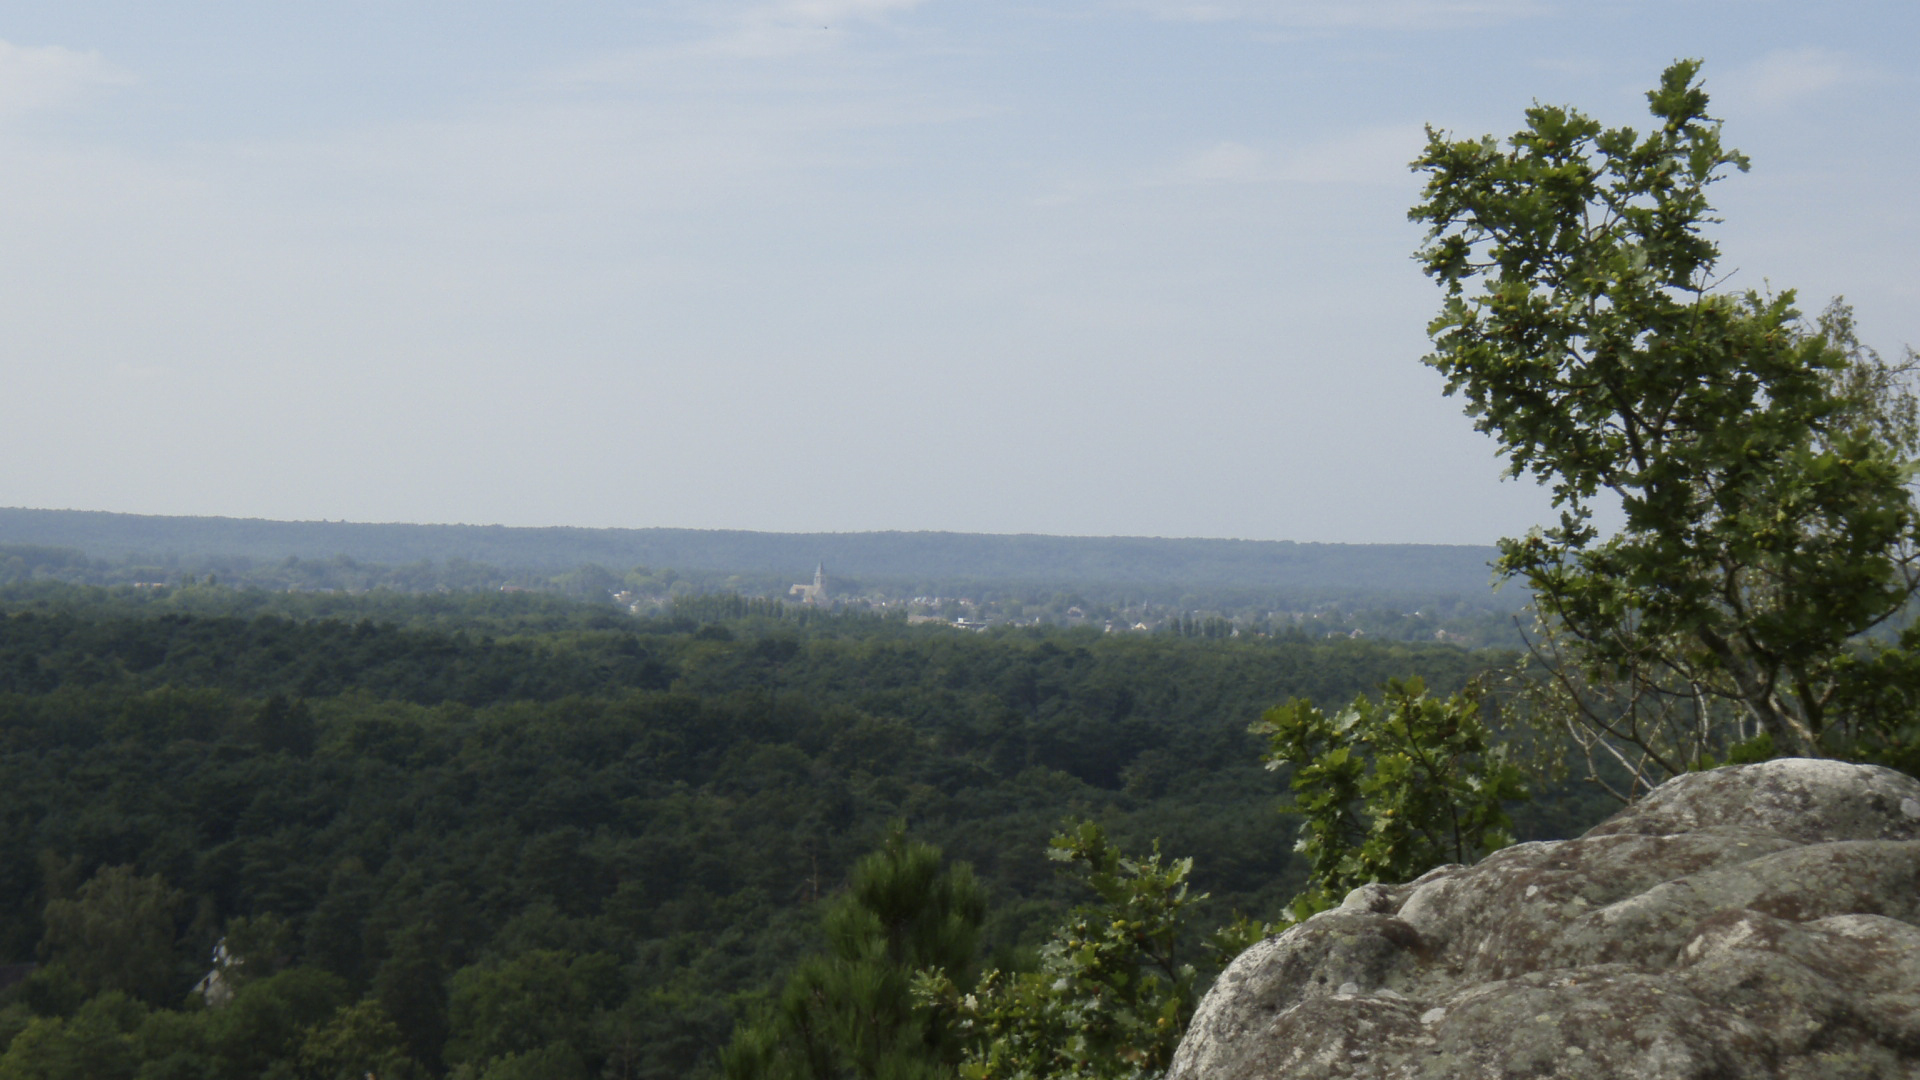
[0,1,1913,543]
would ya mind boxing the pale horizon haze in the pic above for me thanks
[1,1,1914,545]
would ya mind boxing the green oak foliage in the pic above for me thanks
[297,998,418,1080]
[39,867,184,1006]
[1411,59,1920,783]
[0,992,147,1080]
[921,824,1215,1080]
[445,950,621,1077]
[0,968,414,1080]
[1253,678,1526,920]
[201,967,353,1079]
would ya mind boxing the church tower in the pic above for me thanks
[789,563,829,605]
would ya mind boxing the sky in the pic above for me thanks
[0,1,1914,545]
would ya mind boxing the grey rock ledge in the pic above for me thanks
[1167,759,1920,1079]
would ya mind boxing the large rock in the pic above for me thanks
[1168,759,1920,1079]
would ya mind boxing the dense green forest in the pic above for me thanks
[0,582,1577,1079]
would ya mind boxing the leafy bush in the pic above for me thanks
[1252,677,1527,920]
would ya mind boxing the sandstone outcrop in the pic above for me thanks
[1168,759,1920,1079]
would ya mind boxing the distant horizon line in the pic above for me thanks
[0,505,1501,551]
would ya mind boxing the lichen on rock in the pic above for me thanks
[1167,759,1920,1079]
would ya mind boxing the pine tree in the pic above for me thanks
[722,827,985,1080]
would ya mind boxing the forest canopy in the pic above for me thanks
[0,582,1546,1079]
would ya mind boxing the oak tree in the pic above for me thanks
[1411,60,1920,790]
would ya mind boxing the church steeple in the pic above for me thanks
[790,562,829,605]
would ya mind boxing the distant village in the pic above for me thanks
[609,562,1173,633]
[0,544,1515,649]
[604,562,1497,644]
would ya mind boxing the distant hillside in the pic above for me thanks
[0,507,1508,605]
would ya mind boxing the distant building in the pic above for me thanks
[193,940,237,1008]
[789,563,829,605]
